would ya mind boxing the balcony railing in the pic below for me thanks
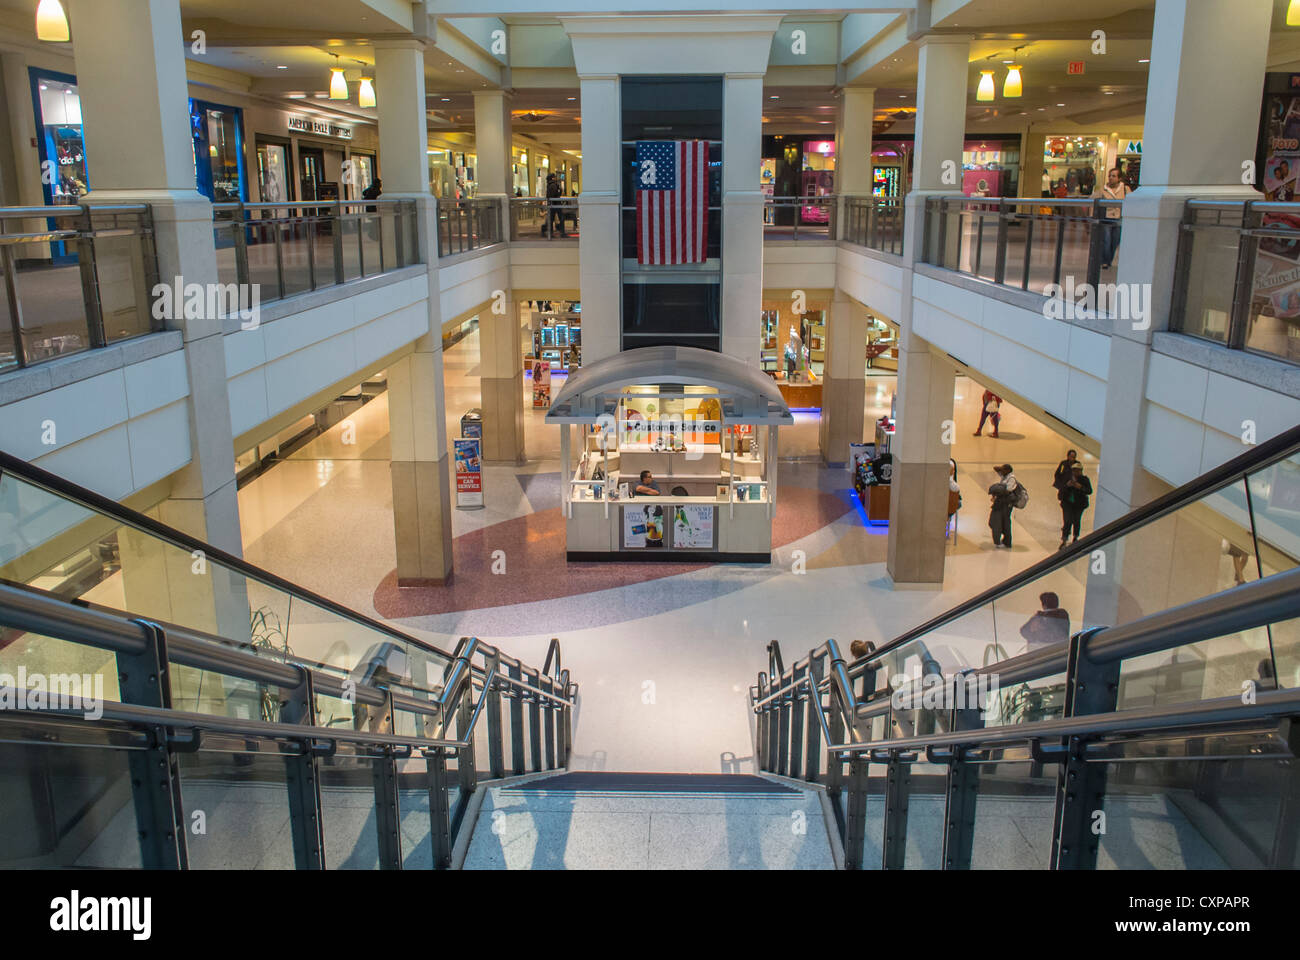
[0,204,160,374]
[763,195,836,241]
[922,196,1124,299]
[1171,200,1300,366]
[213,199,420,305]
[509,197,579,241]
[437,197,502,257]
[841,196,904,256]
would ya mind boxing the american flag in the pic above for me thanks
[636,140,708,265]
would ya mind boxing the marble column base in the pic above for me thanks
[818,372,866,467]
[885,460,951,586]
[391,456,454,586]
[480,372,525,463]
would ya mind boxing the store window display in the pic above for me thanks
[1042,137,1106,198]
[31,71,88,206]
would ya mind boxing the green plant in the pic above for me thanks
[247,607,293,723]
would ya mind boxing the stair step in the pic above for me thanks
[503,772,797,794]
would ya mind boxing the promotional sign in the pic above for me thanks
[673,505,714,549]
[532,359,552,408]
[623,504,665,548]
[1258,94,1300,320]
[287,116,353,140]
[453,438,483,508]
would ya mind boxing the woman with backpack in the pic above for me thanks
[988,463,1019,549]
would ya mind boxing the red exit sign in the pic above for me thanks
[1067,61,1086,75]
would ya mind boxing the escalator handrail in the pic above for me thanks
[0,448,454,663]
[847,422,1300,677]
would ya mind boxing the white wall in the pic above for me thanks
[224,274,430,439]
[0,348,191,500]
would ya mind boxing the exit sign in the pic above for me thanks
[1067,61,1086,75]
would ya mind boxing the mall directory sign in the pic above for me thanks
[454,437,483,508]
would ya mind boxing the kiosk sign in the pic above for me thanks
[454,437,483,508]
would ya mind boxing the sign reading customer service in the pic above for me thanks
[288,116,353,140]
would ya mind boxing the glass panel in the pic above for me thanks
[1245,236,1300,364]
[0,739,143,868]
[246,221,281,302]
[1176,223,1237,343]
[179,749,296,869]
[901,761,947,868]
[399,754,435,869]
[280,219,312,297]
[340,215,361,282]
[94,232,153,343]
[969,757,1057,868]
[14,244,91,362]
[312,218,339,288]
[319,754,381,869]
[859,762,887,870]
[1098,756,1297,869]
[359,214,381,277]
[213,220,240,287]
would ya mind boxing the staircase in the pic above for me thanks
[462,772,837,869]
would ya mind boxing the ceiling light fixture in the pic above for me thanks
[329,55,348,100]
[358,77,376,108]
[1290,0,1300,24]
[36,0,69,42]
[277,65,288,70]
[1003,64,1022,98]
[976,70,996,102]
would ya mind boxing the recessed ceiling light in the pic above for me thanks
[441,97,451,101]
[277,65,287,70]
[818,120,831,124]
[1002,60,1013,64]
[769,95,779,99]
[567,97,576,101]
[288,93,306,99]
[1139,59,1149,63]
[1057,102,1065,106]
[899,94,906,98]
[1104,90,1115,95]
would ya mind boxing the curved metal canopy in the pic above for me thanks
[544,345,793,425]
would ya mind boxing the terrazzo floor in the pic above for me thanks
[235,327,1099,773]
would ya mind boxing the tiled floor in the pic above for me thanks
[235,327,1096,772]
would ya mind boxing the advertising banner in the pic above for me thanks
[672,505,714,549]
[532,359,552,408]
[1259,94,1300,320]
[623,504,665,548]
[453,437,483,508]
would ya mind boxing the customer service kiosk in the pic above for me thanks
[546,346,793,563]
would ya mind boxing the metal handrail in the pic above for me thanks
[0,448,452,665]
[842,421,1300,680]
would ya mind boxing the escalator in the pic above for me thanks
[752,424,1300,869]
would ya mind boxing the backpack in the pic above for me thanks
[1012,483,1029,510]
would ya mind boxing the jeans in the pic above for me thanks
[976,408,1001,434]
[545,205,567,237]
[1061,507,1084,541]
[1100,218,1121,267]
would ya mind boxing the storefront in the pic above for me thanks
[428,145,475,199]
[962,136,1020,197]
[512,146,530,195]
[191,98,247,202]
[1042,136,1108,197]
[872,140,913,197]
[760,136,835,225]
[524,300,582,373]
[761,297,826,406]
[29,68,87,207]
[547,346,792,562]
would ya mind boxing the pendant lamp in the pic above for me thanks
[1003,64,1023,98]
[36,0,70,42]
[976,70,995,102]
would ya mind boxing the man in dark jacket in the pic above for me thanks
[544,174,567,238]
[987,464,1016,548]
[1058,463,1092,548]
[1053,449,1078,492]
[1020,592,1071,648]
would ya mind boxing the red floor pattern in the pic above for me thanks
[372,485,853,617]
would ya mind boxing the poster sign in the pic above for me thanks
[672,505,714,549]
[532,359,552,408]
[453,438,483,508]
[1257,94,1300,322]
[623,504,665,548]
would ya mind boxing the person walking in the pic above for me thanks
[1057,463,1092,548]
[974,389,1002,438]
[988,464,1018,549]
[1099,167,1131,270]
[544,173,567,238]
[1019,592,1071,649]
[1053,449,1079,493]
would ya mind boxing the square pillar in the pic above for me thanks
[479,297,525,463]
[720,73,764,364]
[818,291,869,466]
[577,75,620,363]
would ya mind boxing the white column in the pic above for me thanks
[835,86,874,234]
[473,90,513,198]
[376,39,455,584]
[71,0,240,556]
[720,73,764,364]
[818,291,870,465]
[886,35,969,587]
[577,75,620,364]
[1095,0,1270,526]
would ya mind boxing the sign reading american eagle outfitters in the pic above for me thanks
[288,116,353,140]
